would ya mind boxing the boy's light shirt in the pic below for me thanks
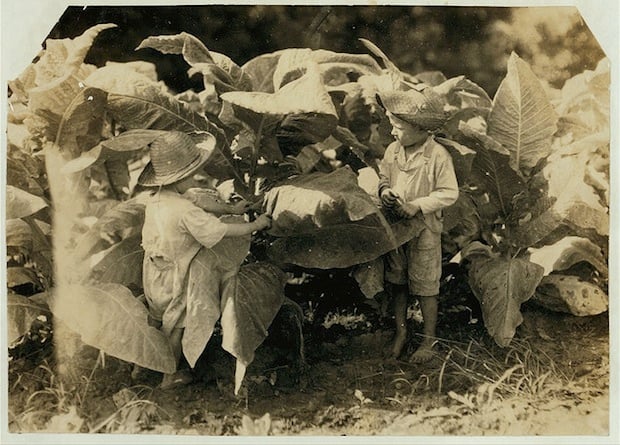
[379,136,459,232]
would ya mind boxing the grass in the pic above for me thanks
[381,331,595,414]
[8,300,609,435]
[9,355,168,434]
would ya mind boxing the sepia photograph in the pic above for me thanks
[1,1,617,443]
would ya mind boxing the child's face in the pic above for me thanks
[173,171,217,194]
[388,113,427,146]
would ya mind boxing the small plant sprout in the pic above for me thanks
[354,389,373,406]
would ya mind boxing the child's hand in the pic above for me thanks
[254,214,272,231]
[396,201,421,219]
[231,199,252,215]
[380,188,400,208]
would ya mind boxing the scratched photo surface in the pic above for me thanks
[2,2,616,444]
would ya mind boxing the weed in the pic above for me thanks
[91,386,168,433]
[382,332,577,413]
[237,413,272,436]
[11,362,86,432]
[322,309,371,331]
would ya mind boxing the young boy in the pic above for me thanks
[377,88,459,362]
[137,131,271,389]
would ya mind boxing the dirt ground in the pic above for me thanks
[7,272,611,438]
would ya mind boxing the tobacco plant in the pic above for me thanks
[6,24,609,385]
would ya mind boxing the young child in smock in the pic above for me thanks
[137,131,271,389]
[377,88,459,363]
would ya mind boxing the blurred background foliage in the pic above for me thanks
[46,5,604,95]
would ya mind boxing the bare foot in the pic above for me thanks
[408,342,435,363]
[159,369,193,390]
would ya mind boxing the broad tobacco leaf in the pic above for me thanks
[459,123,525,218]
[74,196,146,260]
[220,262,287,394]
[527,236,608,278]
[468,257,544,347]
[434,75,493,111]
[7,293,51,344]
[359,38,404,86]
[89,234,144,291]
[304,48,382,84]
[61,128,162,174]
[181,216,251,368]
[189,52,253,94]
[514,154,609,247]
[271,48,315,90]
[55,87,107,158]
[532,274,608,316]
[414,71,448,87]
[7,267,44,293]
[221,65,338,117]
[442,193,481,253]
[137,32,251,92]
[49,283,176,373]
[264,167,380,236]
[555,57,609,126]
[512,61,610,247]
[6,219,35,252]
[267,213,402,270]
[85,65,226,141]
[487,52,558,176]
[137,32,212,66]
[277,113,339,156]
[6,185,48,219]
[28,24,116,116]
[242,48,381,93]
[86,65,240,182]
[263,167,425,269]
[6,145,47,197]
[241,52,281,93]
[435,137,476,185]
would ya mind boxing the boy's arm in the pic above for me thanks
[377,142,396,197]
[403,153,459,217]
[181,209,270,248]
[222,214,271,237]
[415,154,459,214]
[183,188,250,215]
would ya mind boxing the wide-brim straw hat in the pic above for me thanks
[377,88,449,131]
[138,131,216,186]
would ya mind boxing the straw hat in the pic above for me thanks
[137,131,216,186]
[377,88,449,131]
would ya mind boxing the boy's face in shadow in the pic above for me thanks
[173,170,217,194]
[387,113,427,147]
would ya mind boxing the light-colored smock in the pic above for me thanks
[141,190,228,336]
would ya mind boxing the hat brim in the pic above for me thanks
[392,112,447,131]
[378,90,448,131]
[137,134,216,186]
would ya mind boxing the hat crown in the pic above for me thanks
[149,131,201,179]
[137,131,216,186]
[379,88,448,130]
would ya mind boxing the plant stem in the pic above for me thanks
[249,115,266,196]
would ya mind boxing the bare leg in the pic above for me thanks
[409,295,438,363]
[169,327,183,363]
[160,328,193,389]
[389,285,408,359]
